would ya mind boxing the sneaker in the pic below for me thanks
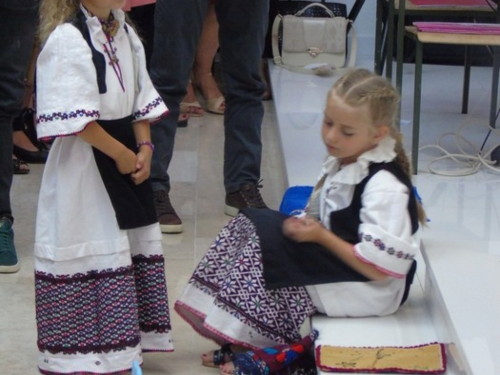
[225,181,268,217]
[0,217,20,273]
[153,190,183,234]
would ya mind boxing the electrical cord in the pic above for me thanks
[416,113,500,176]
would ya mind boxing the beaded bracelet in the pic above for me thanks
[137,141,155,152]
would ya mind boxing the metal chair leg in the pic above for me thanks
[412,40,423,174]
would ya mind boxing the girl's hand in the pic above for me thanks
[115,148,138,175]
[130,147,152,185]
[282,215,325,243]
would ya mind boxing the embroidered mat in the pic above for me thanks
[316,343,446,374]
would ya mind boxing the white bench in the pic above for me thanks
[268,62,468,374]
[420,239,500,375]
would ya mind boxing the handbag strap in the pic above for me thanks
[295,3,334,17]
[271,14,357,76]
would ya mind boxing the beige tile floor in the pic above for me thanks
[0,101,287,375]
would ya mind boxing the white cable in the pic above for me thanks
[414,119,500,176]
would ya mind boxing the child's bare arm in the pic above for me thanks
[78,121,136,174]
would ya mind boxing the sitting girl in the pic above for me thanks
[175,68,426,375]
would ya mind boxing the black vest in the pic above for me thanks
[330,161,419,244]
[244,161,418,306]
[68,10,130,94]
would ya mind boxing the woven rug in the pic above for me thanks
[316,343,446,374]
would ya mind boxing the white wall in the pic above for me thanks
[341,0,377,59]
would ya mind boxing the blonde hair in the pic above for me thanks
[38,0,80,45]
[330,69,426,224]
[39,0,138,46]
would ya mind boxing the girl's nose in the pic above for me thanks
[325,127,339,143]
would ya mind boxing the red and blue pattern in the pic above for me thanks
[36,109,100,124]
[133,97,164,120]
[35,254,170,355]
[360,232,415,260]
[133,254,171,334]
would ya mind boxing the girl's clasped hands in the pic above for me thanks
[282,212,325,243]
[115,145,152,185]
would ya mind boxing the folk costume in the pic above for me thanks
[34,6,173,374]
[175,136,419,351]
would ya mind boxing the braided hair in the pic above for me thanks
[330,69,426,224]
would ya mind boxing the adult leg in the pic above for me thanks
[0,1,38,272]
[192,4,225,115]
[149,0,209,233]
[215,0,270,215]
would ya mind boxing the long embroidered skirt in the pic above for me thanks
[34,136,173,375]
[174,213,317,350]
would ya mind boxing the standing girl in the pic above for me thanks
[34,0,173,374]
[174,69,426,374]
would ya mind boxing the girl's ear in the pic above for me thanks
[372,125,390,144]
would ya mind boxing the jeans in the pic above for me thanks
[0,2,38,219]
[149,0,269,194]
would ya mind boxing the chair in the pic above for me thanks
[405,25,500,173]
[374,0,496,91]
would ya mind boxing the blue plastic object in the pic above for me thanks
[279,186,314,215]
[131,361,142,375]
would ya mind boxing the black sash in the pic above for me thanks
[243,208,369,290]
[92,116,157,230]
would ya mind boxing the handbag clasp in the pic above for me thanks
[307,47,323,58]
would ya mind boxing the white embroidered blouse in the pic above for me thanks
[36,6,167,138]
[305,136,421,317]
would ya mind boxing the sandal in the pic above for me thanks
[180,101,204,117]
[201,344,237,368]
[205,96,225,115]
[12,157,30,175]
[193,72,225,115]
[180,80,204,117]
[177,113,190,128]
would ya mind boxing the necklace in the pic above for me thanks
[100,16,120,38]
[94,12,125,92]
[102,35,125,92]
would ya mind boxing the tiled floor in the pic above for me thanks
[2,53,500,374]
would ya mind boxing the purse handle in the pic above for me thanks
[295,3,335,18]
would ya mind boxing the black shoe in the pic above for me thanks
[13,145,48,164]
[153,190,183,234]
[225,181,268,217]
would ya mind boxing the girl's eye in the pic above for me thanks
[342,130,355,136]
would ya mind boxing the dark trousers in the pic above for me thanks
[149,0,269,194]
[0,1,38,219]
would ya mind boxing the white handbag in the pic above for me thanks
[272,3,357,76]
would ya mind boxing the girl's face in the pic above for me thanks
[321,93,388,165]
[81,0,126,19]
